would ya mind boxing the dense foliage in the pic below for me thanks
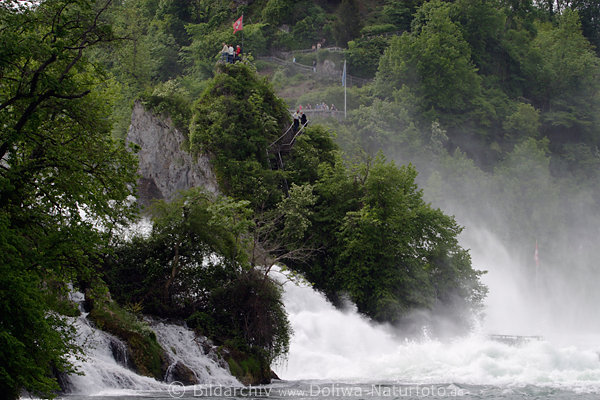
[102,189,291,381]
[0,0,137,397]
[7,0,600,396]
[285,155,486,329]
[190,64,486,331]
[329,0,600,273]
[373,0,600,166]
[190,63,290,208]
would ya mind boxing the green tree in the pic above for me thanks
[503,102,541,139]
[531,10,600,144]
[571,1,600,54]
[375,0,482,116]
[333,157,485,323]
[453,0,506,76]
[341,99,422,159]
[103,188,291,381]
[0,0,137,397]
[189,63,291,208]
[289,154,486,327]
[492,138,561,249]
[332,0,362,47]
[379,0,423,31]
[292,12,329,48]
[262,0,294,26]
[346,36,390,78]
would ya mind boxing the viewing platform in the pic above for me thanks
[488,334,544,346]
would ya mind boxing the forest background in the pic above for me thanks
[2,0,600,398]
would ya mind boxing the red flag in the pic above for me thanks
[534,240,539,267]
[233,15,243,33]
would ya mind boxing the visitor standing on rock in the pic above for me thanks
[228,44,234,63]
[221,43,229,62]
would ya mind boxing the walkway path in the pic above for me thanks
[257,55,371,87]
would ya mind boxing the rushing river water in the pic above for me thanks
[55,226,600,400]
[57,381,600,400]
[58,278,600,400]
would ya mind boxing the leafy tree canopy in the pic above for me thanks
[0,0,137,397]
[103,188,292,373]
[298,155,487,327]
[189,62,291,207]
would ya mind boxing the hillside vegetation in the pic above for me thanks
[3,0,600,397]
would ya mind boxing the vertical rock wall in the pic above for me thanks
[126,101,218,205]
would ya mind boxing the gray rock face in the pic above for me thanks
[126,101,218,205]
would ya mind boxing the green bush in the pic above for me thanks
[140,80,193,134]
[360,24,397,36]
[190,63,291,208]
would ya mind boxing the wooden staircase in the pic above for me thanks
[266,120,309,193]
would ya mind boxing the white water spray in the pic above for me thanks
[66,315,167,396]
[65,313,238,396]
[273,229,600,392]
[151,321,240,386]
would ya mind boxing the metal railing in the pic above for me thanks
[267,120,310,154]
[257,56,371,87]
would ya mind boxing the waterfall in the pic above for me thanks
[272,247,600,393]
[64,312,238,396]
[66,315,167,396]
[151,320,240,387]
[273,276,600,390]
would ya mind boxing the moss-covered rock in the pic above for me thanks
[223,344,272,385]
[87,292,168,380]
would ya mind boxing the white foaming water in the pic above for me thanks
[66,315,238,396]
[151,321,240,386]
[67,315,167,395]
[273,243,600,392]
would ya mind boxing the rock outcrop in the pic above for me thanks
[126,100,218,205]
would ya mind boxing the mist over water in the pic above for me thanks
[65,189,600,396]
[273,219,600,392]
[460,222,600,347]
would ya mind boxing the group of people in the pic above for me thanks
[292,109,308,132]
[311,39,326,51]
[302,103,337,112]
[221,43,242,64]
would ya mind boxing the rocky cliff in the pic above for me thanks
[126,101,218,205]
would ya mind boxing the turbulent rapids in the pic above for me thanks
[64,300,239,396]
[273,275,600,391]
[61,227,600,398]
[271,226,600,395]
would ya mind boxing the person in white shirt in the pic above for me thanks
[228,45,234,63]
[293,110,299,132]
